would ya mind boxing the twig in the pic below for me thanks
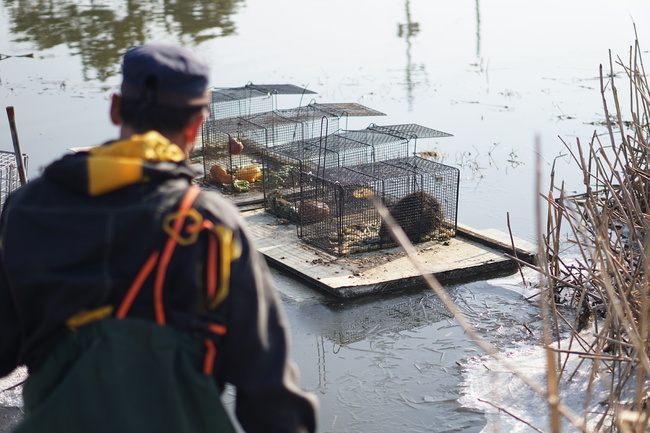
[507,211,527,286]
[477,398,545,433]
[370,194,585,430]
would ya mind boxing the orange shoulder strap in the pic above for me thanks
[116,185,201,323]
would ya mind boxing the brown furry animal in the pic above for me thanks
[379,191,443,243]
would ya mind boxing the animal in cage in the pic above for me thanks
[262,125,425,220]
[298,156,459,256]
[378,191,443,243]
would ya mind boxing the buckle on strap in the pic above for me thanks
[162,207,203,246]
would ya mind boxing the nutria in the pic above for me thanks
[379,191,443,242]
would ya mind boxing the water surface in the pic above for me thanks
[1,1,650,431]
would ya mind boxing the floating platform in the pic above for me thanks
[243,208,536,298]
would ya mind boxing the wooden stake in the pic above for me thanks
[5,106,28,186]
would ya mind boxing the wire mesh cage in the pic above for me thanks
[201,116,267,202]
[0,151,27,211]
[209,87,273,121]
[262,122,452,221]
[298,156,460,256]
[264,128,411,219]
[202,105,343,202]
[201,101,385,204]
[208,83,316,120]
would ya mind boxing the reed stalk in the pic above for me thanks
[373,33,650,433]
[533,35,650,431]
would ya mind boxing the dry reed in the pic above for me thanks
[374,34,650,432]
[536,34,650,432]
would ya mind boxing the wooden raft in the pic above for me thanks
[243,208,536,298]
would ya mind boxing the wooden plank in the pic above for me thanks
[243,208,536,298]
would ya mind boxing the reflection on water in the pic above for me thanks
[2,0,242,80]
[280,277,543,432]
[286,281,541,432]
[321,291,452,346]
[397,0,420,111]
[3,0,647,430]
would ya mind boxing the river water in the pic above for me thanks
[1,0,650,431]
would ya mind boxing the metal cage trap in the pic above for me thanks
[264,123,453,223]
[201,88,385,203]
[0,151,27,211]
[296,156,460,256]
[208,83,316,120]
[202,105,344,201]
[199,83,459,257]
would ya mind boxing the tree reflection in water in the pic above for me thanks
[3,0,242,80]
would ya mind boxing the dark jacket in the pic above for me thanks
[0,132,317,432]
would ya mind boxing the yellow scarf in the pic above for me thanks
[87,131,185,196]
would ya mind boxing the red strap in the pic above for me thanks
[154,185,201,325]
[203,323,227,375]
[203,338,217,375]
[116,186,201,322]
[115,185,228,376]
[116,250,160,319]
[206,226,218,301]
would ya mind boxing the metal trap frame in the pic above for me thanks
[264,129,409,219]
[201,104,344,201]
[0,151,27,211]
[263,123,452,222]
[208,83,316,120]
[298,156,460,256]
[201,100,386,204]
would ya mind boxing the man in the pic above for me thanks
[0,43,318,432]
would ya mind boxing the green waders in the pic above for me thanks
[15,318,234,433]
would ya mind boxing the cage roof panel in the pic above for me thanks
[337,130,408,146]
[203,116,267,134]
[247,84,317,96]
[211,84,316,103]
[316,166,381,187]
[275,106,343,123]
[245,111,306,126]
[302,134,378,151]
[310,103,386,117]
[369,124,453,138]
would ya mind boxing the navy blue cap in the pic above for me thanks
[120,43,210,108]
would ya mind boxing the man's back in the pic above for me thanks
[0,43,317,433]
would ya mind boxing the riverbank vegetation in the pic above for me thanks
[380,37,650,431]
[535,36,650,432]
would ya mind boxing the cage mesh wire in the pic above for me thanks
[209,89,273,121]
[208,84,316,120]
[264,128,412,219]
[202,104,346,202]
[298,156,459,256]
[0,151,27,211]
[368,123,453,139]
[263,124,445,221]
